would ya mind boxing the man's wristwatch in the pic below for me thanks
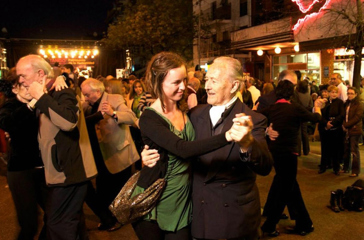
[112,111,117,119]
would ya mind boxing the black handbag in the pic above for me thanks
[343,185,364,212]
[109,171,166,225]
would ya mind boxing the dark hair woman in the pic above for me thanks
[342,87,363,177]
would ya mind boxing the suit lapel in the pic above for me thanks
[97,92,108,112]
[203,100,243,182]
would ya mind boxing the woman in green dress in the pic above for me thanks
[132,52,242,240]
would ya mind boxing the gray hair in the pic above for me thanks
[81,78,105,93]
[211,57,243,93]
[20,54,54,79]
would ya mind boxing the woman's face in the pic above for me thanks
[347,89,357,101]
[134,82,143,96]
[329,90,338,100]
[13,83,32,101]
[321,90,328,99]
[162,65,186,103]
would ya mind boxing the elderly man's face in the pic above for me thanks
[81,84,102,106]
[205,65,236,106]
[16,59,41,87]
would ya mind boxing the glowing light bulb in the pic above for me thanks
[257,49,264,56]
[275,47,281,54]
[294,45,300,52]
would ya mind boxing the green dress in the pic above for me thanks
[132,108,195,232]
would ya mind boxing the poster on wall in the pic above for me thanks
[324,66,329,78]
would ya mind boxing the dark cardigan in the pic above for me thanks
[137,108,230,188]
[0,98,43,171]
[343,98,363,136]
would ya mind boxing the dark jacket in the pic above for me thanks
[35,88,97,186]
[190,100,272,239]
[319,98,345,131]
[0,98,43,171]
[343,99,363,136]
[259,101,321,154]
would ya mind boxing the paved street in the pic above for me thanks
[0,141,363,239]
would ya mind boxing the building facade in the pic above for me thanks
[194,0,363,85]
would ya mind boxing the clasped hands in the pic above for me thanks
[226,113,254,152]
[100,101,114,116]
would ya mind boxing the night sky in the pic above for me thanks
[1,0,115,39]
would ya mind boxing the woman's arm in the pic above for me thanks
[140,109,230,160]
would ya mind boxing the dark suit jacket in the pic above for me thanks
[189,100,273,239]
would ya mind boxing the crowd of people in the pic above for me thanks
[0,52,362,240]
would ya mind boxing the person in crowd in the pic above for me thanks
[360,78,364,144]
[262,82,274,96]
[259,80,324,237]
[186,77,199,109]
[128,75,137,88]
[311,80,319,95]
[137,90,156,112]
[318,85,345,175]
[296,79,313,155]
[194,71,207,104]
[0,78,46,240]
[52,62,61,77]
[245,76,261,105]
[256,70,298,111]
[330,73,347,102]
[141,54,273,240]
[62,64,75,80]
[128,80,147,118]
[81,78,139,231]
[128,79,147,162]
[295,70,302,81]
[16,54,97,239]
[342,87,363,177]
[104,79,124,95]
[237,78,253,108]
[345,80,351,88]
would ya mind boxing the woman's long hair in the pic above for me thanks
[145,52,188,112]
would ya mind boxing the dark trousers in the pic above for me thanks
[262,153,312,232]
[133,220,191,240]
[7,168,47,240]
[320,129,342,172]
[45,182,88,240]
[84,181,115,226]
[84,164,131,225]
[343,135,361,175]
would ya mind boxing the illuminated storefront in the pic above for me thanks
[272,52,321,83]
[334,48,364,84]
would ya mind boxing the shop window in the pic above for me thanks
[272,52,320,84]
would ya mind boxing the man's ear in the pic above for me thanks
[231,81,240,93]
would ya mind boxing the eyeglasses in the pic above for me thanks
[347,93,356,95]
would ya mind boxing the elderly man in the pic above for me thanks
[81,78,139,229]
[16,54,97,239]
[143,57,272,240]
[330,73,347,102]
